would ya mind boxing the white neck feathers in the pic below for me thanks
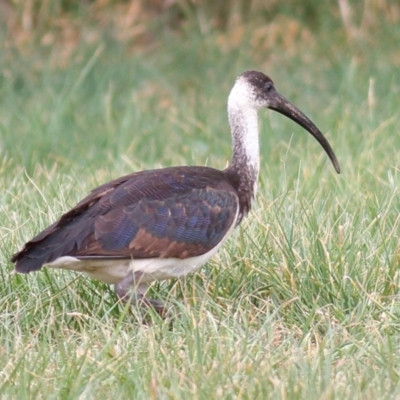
[227,78,261,188]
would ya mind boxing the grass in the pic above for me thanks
[1,1,400,398]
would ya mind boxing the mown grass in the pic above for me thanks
[1,1,400,398]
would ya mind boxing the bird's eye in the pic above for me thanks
[264,81,273,91]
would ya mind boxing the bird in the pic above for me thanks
[11,71,341,315]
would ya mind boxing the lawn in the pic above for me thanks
[0,1,399,398]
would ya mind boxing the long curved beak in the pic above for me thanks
[267,89,341,174]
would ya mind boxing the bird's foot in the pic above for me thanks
[137,296,169,318]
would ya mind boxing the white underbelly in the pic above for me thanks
[45,209,238,285]
[46,240,222,284]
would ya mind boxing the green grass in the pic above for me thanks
[1,2,400,398]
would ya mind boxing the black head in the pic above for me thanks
[240,70,275,95]
[237,70,341,174]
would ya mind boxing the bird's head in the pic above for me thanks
[229,70,341,174]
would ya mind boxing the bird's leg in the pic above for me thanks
[114,271,137,302]
[114,272,167,317]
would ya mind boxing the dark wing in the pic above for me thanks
[12,167,239,273]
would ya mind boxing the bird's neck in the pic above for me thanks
[226,101,260,216]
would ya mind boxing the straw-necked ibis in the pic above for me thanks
[12,71,340,315]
